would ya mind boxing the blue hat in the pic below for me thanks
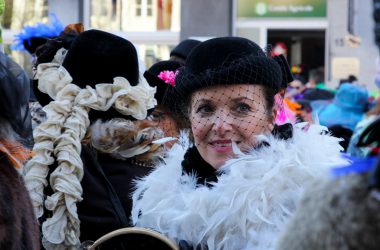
[317,83,368,131]
[11,14,64,54]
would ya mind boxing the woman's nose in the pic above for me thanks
[212,111,233,133]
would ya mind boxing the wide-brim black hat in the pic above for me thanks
[143,60,182,108]
[34,29,140,121]
[173,37,293,110]
[170,39,201,61]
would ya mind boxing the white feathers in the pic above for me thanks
[231,141,244,156]
[132,124,349,250]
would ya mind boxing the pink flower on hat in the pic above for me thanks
[158,70,178,87]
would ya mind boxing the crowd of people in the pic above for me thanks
[0,6,379,250]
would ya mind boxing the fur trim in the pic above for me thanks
[86,118,165,161]
[276,174,380,250]
[131,124,349,250]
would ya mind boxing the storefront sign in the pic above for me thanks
[331,57,360,80]
[237,0,327,18]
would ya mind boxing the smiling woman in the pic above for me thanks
[131,36,348,250]
[190,84,275,169]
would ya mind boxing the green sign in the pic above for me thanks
[237,0,327,18]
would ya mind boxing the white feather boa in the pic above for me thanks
[131,124,349,250]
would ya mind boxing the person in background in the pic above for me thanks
[276,2,380,248]
[169,38,201,64]
[144,60,186,148]
[339,74,358,86]
[12,14,64,59]
[285,75,307,101]
[0,51,33,147]
[316,83,369,131]
[301,68,335,100]
[24,30,165,249]
[306,68,325,89]
[0,51,39,249]
[12,18,82,130]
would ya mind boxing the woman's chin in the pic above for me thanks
[209,156,231,170]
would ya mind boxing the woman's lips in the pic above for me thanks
[209,140,236,153]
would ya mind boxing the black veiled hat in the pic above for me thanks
[33,29,141,121]
[170,39,201,61]
[143,60,182,108]
[174,37,293,106]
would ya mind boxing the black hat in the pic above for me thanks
[174,37,293,105]
[23,37,50,54]
[62,30,139,89]
[34,29,141,120]
[302,88,335,101]
[143,60,182,107]
[170,39,201,61]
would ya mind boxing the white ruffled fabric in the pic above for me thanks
[132,123,349,250]
[24,48,157,249]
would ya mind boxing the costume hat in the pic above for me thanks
[143,60,182,107]
[170,39,201,61]
[174,36,293,107]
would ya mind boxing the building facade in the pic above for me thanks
[2,0,379,91]
[182,0,379,91]
[2,0,181,71]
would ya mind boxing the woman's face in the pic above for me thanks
[148,106,179,148]
[190,84,275,169]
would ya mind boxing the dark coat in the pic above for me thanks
[0,154,40,250]
[77,146,154,243]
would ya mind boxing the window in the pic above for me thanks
[147,0,153,16]
[136,0,153,17]
[136,0,142,16]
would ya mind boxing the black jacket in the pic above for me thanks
[77,146,154,243]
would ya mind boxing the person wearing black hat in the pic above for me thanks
[131,37,348,249]
[26,23,83,130]
[144,60,185,148]
[169,39,201,64]
[0,53,39,249]
[12,14,64,56]
[23,29,167,249]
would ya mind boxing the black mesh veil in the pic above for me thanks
[0,52,33,147]
[162,37,293,170]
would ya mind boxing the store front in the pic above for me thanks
[233,0,327,80]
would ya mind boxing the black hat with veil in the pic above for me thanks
[168,36,293,117]
[163,36,294,184]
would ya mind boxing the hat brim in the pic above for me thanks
[173,55,282,110]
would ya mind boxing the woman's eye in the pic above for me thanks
[148,112,164,121]
[235,103,251,113]
[196,105,214,114]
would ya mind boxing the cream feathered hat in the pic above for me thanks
[24,29,157,249]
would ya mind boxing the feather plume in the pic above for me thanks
[132,124,348,250]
